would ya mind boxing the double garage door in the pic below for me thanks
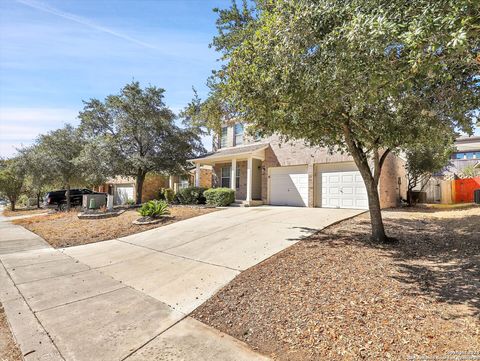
[269,163,368,209]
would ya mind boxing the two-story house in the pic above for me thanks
[190,122,407,209]
[447,136,480,175]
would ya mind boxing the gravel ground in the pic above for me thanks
[0,303,21,361]
[193,206,480,360]
[13,207,218,248]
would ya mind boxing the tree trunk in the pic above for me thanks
[342,123,388,243]
[37,192,41,208]
[10,199,15,211]
[135,171,146,205]
[66,184,71,211]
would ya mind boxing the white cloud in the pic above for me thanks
[0,107,78,157]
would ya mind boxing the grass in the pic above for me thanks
[193,206,480,360]
[0,303,22,361]
[2,207,48,217]
[13,206,218,248]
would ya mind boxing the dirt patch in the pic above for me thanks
[193,206,480,360]
[2,208,47,217]
[13,207,218,248]
[0,303,22,361]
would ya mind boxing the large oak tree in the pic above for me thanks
[194,0,479,242]
[79,82,204,204]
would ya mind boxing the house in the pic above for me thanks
[190,122,407,209]
[446,135,480,175]
[95,168,213,205]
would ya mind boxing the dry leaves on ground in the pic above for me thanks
[193,206,480,360]
[2,208,47,217]
[0,303,22,361]
[13,206,218,248]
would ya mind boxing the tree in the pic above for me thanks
[79,81,205,204]
[0,157,26,211]
[195,0,478,242]
[36,125,86,211]
[18,145,53,208]
[405,140,454,205]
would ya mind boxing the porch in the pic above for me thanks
[190,144,268,206]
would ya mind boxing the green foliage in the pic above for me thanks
[204,188,235,206]
[405,140,454,204]
[460,165,480,178]
[125,199,135,206]
[138,200,170,218]
[0,157,26,211]
[191,0,479,242]
[175,187,206,205]
[79,81,206,204]
[160,188,175,203]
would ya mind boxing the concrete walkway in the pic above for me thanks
[0,206,362,361]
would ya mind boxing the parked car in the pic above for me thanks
[44,189,106,210]
[0,199,7,206]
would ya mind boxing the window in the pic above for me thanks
[179,176,189,189]
[234,123,244,145]
[455,153,466,159]
[221,166,231,188]
[220,127,228,148]
[236,165,240,189]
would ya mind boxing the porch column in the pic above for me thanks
[169,175,174,189]
[230,158,237,191]
[195,163,201,187]
[246,157,253,202]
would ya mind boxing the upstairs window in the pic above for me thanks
[220,127,228,148]
[234,123,244,145]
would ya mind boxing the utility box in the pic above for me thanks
[474,189,480,205]
[107,194,114,211]
[82,194,107,209]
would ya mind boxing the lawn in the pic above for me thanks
[13,206,218,248]
[0,303,21,361]
[2,207,48,217]
[193,206,480,361]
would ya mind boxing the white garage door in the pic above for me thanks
[269,165,308,207]
[317,164,368,209]
[114,184,134,205]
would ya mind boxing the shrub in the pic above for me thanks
[175,186,206,204]
[160,188,175,203]
[125,199,135,206]
[138,200,170,218]
[204,188,235,206]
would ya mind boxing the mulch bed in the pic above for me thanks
[2,208,48,217]
[13,207,218,248]
[0,303,22,361]
[192,206,480,360]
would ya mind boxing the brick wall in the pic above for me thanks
[141,174,169,203]
[378,153,407,208]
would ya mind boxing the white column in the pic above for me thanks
[169,175,174,189]
[246,157,253,202]
[230,158,237,191]
[195,163,201,187]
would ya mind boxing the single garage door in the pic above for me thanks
[316,163,368,209]
[114,184,134,205]
[269,165,308,207]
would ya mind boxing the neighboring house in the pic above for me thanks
[95,168,213,205]
[190,122,407,209]
[446,135,480,175]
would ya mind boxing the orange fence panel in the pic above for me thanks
[454,177,480,203]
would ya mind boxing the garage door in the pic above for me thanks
[114,184,134,205]
[269,165,308,207]
[317,164,368,209]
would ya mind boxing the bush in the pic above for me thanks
[160,188,175,203]
[175,187,206,205]
[126,199,135,206]
[204,188,235,206]
[138,200,170,218]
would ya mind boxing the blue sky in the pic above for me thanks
[0,0,478,157]
[0,0,225,156]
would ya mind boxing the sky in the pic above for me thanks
[0,0,478,158]
[0,0,226,157]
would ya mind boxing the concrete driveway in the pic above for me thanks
[0,206,362,361]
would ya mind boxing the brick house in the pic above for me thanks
[190,122,407,209]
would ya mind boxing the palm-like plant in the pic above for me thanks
[138,200,170,218]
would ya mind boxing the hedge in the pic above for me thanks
[204,188,235,206]
[175,186,206,204]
